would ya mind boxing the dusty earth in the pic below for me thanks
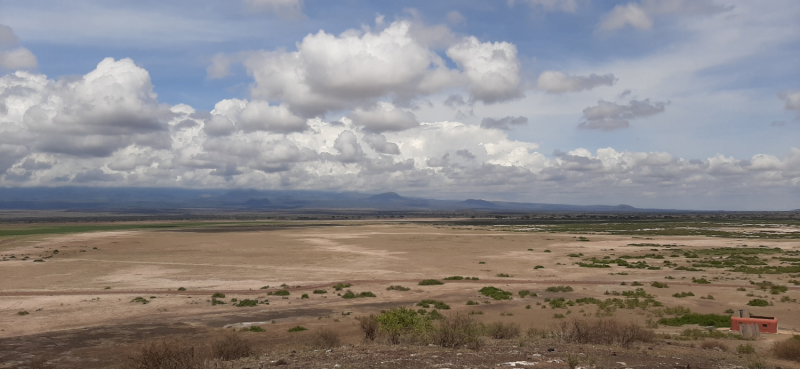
[1,220,800,368]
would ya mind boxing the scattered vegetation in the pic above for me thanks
[772,335,800,362]
[288,326,308,332]
[333,283,352,291]
[545,286,574,292]
[342,291,377,299]
[417,300,451,310]
[672,292,695,298]
[651,281,669,288]
[419,279,444,286]
[386,285,410,291]
[211,292,225,298]
[313,289,327,294]
[495,273,511,278]
[518,290,536,298]
[657,313,731,328]
[554,319,654,348]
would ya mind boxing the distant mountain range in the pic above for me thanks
[0,187,673,213]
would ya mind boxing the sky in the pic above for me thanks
[0,0,798,210]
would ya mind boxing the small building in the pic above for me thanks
[730,309,778,334]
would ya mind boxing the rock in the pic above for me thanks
[547,348,555,352]
[273,359,288,366]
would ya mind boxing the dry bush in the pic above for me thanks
[773,336,800,362]
[526,327,552,340]
[700,340,728,351]
[119,338,208,369]
[432,313,482,350]
[357,314,379,342]
[310,328,342,349]
[555,319,653,348]
[211,333,252,361]
[486,322,520,339]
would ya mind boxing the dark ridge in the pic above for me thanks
[461,199,497,208]
[368,192,404,200]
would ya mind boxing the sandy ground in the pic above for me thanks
[1,221,800,367]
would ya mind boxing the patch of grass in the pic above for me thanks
[177,287,186,291]
[553,313,565,318]
[443,276,463,280]
[288,325,308,332]
[211,297,226,306]
[260,286,269,289]
[301,294,309,299]
[772,335,800,362]
[495,273,511,278]
[212,334,252,361]
[747,299,769,307]
[478,261,486,264]
[651,281,669,288]
[554,319,654,348]
[518,290,536,298]
[131,297,150,304]
[419,279,444,285]
[313,289,327,294]
[578,237,590,242]
[333,283,352,291]
[17,311,29,316]
[417,299,451,309]
[341,291,376,299]
[544,250,551,253]
[245,325,265,332]
[487,322,520,339]
[466,300,479,305]
[692,277,711,284]
[545,285,574,292]
[479,286,513,300]
[672,292,695,298]
[211,292,225,298]
[631,281,644,286]
[737,343,756,354]
[271,290,290,296]
[657,313,731,328]
[534,265,544,269]
[386,285,410,291]
[568,253,584,257]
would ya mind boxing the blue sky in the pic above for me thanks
[0,0,798,210]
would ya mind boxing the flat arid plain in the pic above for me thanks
[2,216,800,368]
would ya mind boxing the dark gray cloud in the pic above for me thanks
[72,169,123,183]
[579,99,666,130]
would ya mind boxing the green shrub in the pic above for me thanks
[692,278,711,284]
[211,297,226,306]
[747,299,769,307]
[376,307,433,344]
[419,279,444,286]
[301,294,309,299]
[496,273,511,278]
[17,311,29,316]
[235,299,258,307]
[288,326,308,332]
[260,286,269,289]
[443,276,464,280]
[342,291,376,299]
[466,300,479,305]
[417,299,450,309]
[273,290,290,296]
[672,292,695,298]
[651,281,669,288]
[131,297,149,304]
[333,283,352,291]
[518,290,536,298]
[479,286,513,300]
[545,286,573,293]
[544,250,551,253]
[631,281,644,286]
[386,285,410,291]
[657,313,731,328]
[770,285,788,294]
[177,287,186,291]
[478,261,486,264]
[246,325,265,332]
[211,292,225,298]
[313,289,327,294]
[534,265,544,269]
[553,313,565,318]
